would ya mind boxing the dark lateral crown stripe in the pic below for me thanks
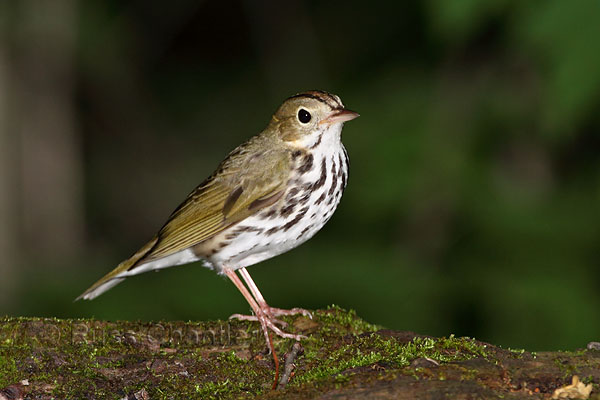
[289,90,342,110]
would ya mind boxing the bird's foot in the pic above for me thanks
[266,306,313,319]
[230,305,311,328]
[260,315,307,342]
[229,306,308,342]
[229,313,288,328]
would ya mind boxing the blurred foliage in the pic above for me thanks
[3,0,600,351]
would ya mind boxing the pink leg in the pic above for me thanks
[224,269,305,342]
[238,267,312,319]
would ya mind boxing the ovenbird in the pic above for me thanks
[78,90,358,354]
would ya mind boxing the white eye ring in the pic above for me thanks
[297,108,312,124]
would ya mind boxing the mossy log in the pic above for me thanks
[1,307,599,399]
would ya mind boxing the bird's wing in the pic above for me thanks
[76,145,292,301]
[141,149,291,262]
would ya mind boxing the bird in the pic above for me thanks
[77,90,358,356]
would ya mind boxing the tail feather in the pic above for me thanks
[76,236,158,301]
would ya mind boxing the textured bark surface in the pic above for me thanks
[1,308,599,399]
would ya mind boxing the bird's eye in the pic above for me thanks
[297,108,312,124]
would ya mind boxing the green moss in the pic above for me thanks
[0,351,19,387]
[195,380,232,399]
[507,347,526,357]
[318,305,381,334]
[0,311,502,399]
[293,333,490,385]
[216,350,246,364]
[553,355,580,379]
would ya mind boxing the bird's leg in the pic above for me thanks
[224,269,305,342]
[239,267,313,320]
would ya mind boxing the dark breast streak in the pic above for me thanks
[255,147,348,240]
[312,158,327,190]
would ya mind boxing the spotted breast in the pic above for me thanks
[197,121,350,273]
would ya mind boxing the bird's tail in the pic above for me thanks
[75,236,158,301]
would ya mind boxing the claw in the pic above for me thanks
[266,307,312,319]
[225,268,310,352]
[229,305,310,341]
[229,313,288,328]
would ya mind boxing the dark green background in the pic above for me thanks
[3,1,600,351]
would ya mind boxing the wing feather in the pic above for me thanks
[143,147,291,261]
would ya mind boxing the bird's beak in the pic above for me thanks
[319,109,360,126]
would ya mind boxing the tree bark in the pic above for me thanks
[1,308,598,399]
